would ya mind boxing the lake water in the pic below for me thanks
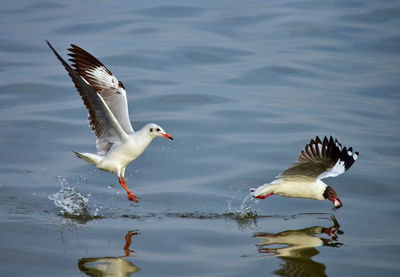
[1,0,399,276]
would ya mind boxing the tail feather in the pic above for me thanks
[73,151,102,167]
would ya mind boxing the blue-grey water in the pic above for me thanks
[1,0,399,276]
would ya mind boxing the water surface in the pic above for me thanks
[1,0,399,276]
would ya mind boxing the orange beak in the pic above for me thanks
[162,133,173,140]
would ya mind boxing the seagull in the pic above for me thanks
[251,136,358,209]
[47,41,173,202]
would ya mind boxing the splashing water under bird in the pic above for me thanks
[48,177,99,219]
[239,194,258,217]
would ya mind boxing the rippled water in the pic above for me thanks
[1,0,399,276]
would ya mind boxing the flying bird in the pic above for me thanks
[47,41,173,202]
[251,136,358,208]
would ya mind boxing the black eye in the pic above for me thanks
[150,128,153,132]
[156,128,160,132]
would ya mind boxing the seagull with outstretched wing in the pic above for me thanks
[47,41,173,202]
[251,136,358,208]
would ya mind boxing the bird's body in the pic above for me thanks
[47,41,172,202]
[260,179,327,200]
[251,136,358,208]
[76,125,155,175]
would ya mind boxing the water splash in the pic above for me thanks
[224,193,259,230]
[226,190,259,219]
[48,177,100,220]
[238,194,258,217]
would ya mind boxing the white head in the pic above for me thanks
[145,123,173,140]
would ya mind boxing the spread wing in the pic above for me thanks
[47,41,129,154]
[279,136,359,181]
[67,44,134,136]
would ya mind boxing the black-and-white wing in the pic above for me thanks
[67,44,134,136]
[279,136,359,181]
[47,41,128,154]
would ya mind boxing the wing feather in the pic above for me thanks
[67,44,134,135]
[47,41,128,154]
[279,136,358,181]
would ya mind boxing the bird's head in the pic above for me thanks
[324,186,342,209]
[146,123,173,140]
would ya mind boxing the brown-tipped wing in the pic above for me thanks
[67,44,134,136]
[279,136,358,181]
[47,41,128,154]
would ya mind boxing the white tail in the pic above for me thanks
[73,151,102,167]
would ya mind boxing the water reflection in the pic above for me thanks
[254,216,343,277]
[78,230,140,277]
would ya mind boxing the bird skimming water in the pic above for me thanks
[47,41,173,202]
[251,136,358,209]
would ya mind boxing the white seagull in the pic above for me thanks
[47,41,173,202]
[251,136,358,209]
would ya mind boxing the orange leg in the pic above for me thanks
[118,177,140,202]
[254,192,274,199]
[122,177,141,199]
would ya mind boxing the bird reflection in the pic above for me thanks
[254,216,343,277]
[78,230,140,277]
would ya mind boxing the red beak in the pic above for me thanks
[331,197,342,209]
[162,133,173,140]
